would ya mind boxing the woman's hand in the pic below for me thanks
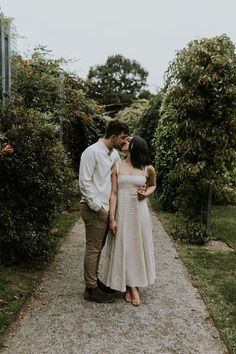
[137,186,147,200]
[109,220,117,236]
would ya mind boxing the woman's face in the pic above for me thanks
[121,136,133,154]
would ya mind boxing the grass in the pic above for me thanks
[211,205,236,247]
[0,268,38,336]
[152,200,236,354]
[0,206,79,338]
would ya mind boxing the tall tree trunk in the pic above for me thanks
[201,188,212,231]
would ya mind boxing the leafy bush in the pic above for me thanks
[12,49,107,171]
[154,34,236,243]
[116,99,149,135]
[60,77,108,170]
[213,165,236,205]
[0,102,77,259]
[12,49,65,118]
[137,91,163,163]
[175,219,211,244]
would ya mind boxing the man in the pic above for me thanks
[79,120,129,303]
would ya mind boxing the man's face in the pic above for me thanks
[121,136,132,154]
[112,132,128,149]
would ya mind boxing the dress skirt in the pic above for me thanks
[104,174,156,292]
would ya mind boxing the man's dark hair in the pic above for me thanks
[105,119,129,138]
[129,136,151,170]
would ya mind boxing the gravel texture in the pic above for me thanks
[0,211,229,354]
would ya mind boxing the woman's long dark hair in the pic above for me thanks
[129,136,151,169]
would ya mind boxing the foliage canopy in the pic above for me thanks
[87,54,149,109]
[116,99,149,135]
[12,48,107,169]
[136,91,163,163]
[154,34,236,243]
[0,47,108,260]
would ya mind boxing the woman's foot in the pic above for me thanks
[124,287,132,302]
[130,287,140,307]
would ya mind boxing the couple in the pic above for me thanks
[79,120,156,306]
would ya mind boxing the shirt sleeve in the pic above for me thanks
[79,148,101,211]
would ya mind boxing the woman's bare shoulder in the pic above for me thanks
[147,164,156,174]
[112,160,125,174]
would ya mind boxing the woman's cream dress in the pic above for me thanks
[104,165,156,292]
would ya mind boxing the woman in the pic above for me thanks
[104,136,156,306]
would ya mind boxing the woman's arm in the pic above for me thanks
[109,165,118,235]
[146,165,157,196]
[137,165,156,199]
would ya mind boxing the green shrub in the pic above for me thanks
[213,166,236,205]
[116,99,149,135]
[175,219,211,244]
[11,49,107,172]
[137,91,163,163]
[0,102,77,259]
[154,34,236,243]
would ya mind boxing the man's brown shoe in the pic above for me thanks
[84,286,115,303]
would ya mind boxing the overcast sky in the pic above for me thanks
[1,0,236,93]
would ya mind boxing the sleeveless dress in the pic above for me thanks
[104,164,156,292]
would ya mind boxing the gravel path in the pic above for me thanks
[0,211,229,354]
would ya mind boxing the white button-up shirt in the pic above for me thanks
[79,139,120,212]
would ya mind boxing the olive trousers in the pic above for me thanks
[80,202,108,288]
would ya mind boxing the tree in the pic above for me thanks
[0,47,109,262]
[87,54,149,110]
[12,47,65,118]
[11,48,107,170]
[154,34,236,243]
[116,99,149,135]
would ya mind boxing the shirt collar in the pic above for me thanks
[98,138,114,156]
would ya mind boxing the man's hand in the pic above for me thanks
[109,220,117,236]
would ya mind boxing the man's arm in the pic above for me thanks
[79,149,101,211]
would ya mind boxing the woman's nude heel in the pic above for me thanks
[124,287,132,302]
[130,287,140,307]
